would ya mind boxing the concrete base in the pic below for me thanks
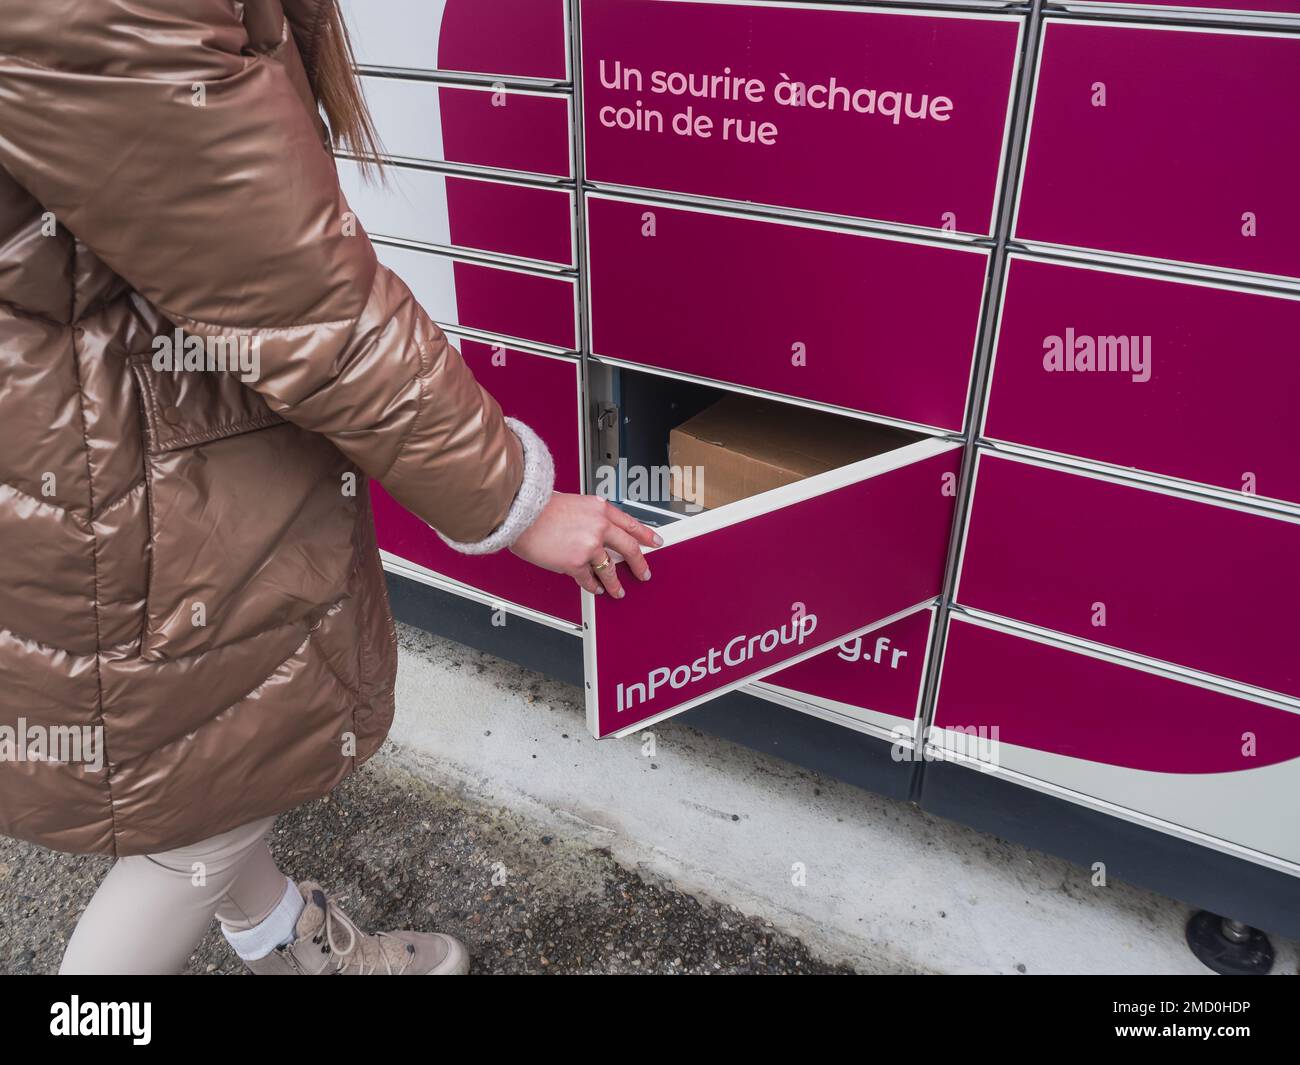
[389,622,1298,975]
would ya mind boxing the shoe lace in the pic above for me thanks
[317,895,414,976]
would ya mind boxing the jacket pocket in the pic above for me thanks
[130,354,359,661]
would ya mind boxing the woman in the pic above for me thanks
[0,0,656,974]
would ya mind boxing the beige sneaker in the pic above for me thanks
[245,881,470,975]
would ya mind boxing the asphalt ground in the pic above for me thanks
[0,750,855,975]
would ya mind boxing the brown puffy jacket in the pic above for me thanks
[0,0,552,856]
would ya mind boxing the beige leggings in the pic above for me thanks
[60,816,287,975]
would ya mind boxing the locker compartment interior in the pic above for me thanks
[590,363,928,524]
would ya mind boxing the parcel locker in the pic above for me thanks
[374,241,579,351]
[375,337,584,627]
[1016,20,1300,281]
[359,75,574,178]
[955,450,1300,701]
[1052,0,1300,18]
[360,0,1300,951]
[581,0,1022,235]
[933,614,1300,870]
[338,159,577,267]
[983,255,1300,506]
[749,606,938,744]
[586,193,987,432]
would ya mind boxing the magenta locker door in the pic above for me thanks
[586,195,988,430]
[934,616,1300,868]
[1016,21,1300,280]
[375,243,578,352]
[1058,0,1300,14]
[984,256,1300,505]
[957,452,1300,700]
[581,0,1021,234]
[343,0,570,80]
[373,339,583,626]
[749,606,936,740]
[337,161,576,267]
[442,180,574,267]
[586,440,961,738]
[360,77,574,178]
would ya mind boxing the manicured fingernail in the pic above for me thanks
[653,534,664,546]
[596,586,604,594]
[615,588,625,599]
[640,569,651,580]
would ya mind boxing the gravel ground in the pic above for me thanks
[0,750,853,975]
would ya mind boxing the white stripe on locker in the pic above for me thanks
[336,158,452,247]
[340,0,450,72]
[359,75,446,163]
[930,731,1300,869]
[374,242,460,327]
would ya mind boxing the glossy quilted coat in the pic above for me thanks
[0,0,525,855]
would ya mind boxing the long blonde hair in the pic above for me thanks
[313,1,385,176]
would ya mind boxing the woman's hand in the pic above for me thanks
[510,493,662,598]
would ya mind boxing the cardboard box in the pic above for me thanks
[668,395,914,510]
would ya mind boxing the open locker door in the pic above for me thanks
[584,437,962,738]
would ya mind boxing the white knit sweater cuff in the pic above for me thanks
[436,418,554,555]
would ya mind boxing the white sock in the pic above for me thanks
[221,878,304,961]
